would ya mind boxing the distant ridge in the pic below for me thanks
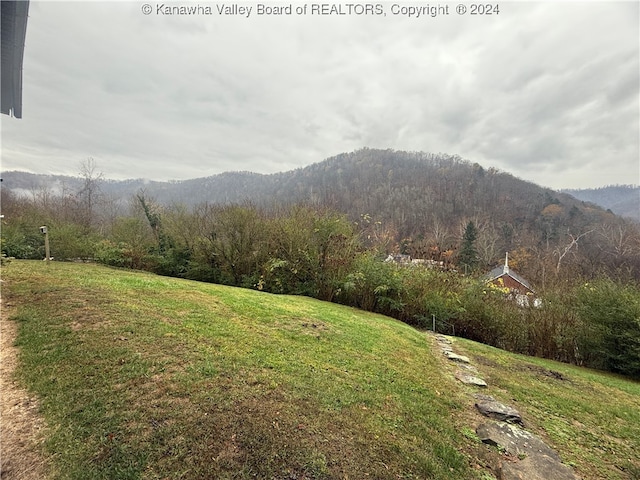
[562,185,640,222]
[1,148,633,233]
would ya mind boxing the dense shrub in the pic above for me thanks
[576,279,640,378]
[94,240,157,270]
[523,288,583,364]
[400,267,464,330]
[0,226,43,259]
[454,281,512,347]
[340,253,405,314]
[1,221,97,261]
[47,223,99,261]
[261,207,358,300]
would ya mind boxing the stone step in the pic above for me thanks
[501,453,581,480]
[458,363,479,373]
[455,371,487,387]
[475,398,523,426]
[476,421,581,480]
[444,351,470,363]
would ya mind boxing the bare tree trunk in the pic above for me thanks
[555,229,595,274]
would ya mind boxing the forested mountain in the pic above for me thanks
[562,185,639,222]
[3,149,639,283]
[0,149,621,224]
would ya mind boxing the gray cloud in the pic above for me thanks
[1,1,638,189]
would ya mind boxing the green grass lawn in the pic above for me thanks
[3,260,639,479]
[3,261,473,479]
[455,339,640,480]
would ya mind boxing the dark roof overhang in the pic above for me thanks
[1,0,30,118]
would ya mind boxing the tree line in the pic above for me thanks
[4,149,639,285]
[1,158,639,378]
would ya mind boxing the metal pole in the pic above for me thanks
[44,230,50,262]
[40,226,50,262]
[432,314,436,332]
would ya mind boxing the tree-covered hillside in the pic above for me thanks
[2,151,640,378]
[3,149,639,285]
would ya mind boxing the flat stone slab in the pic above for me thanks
[476,421,559,461]
[444,351,470,363]
[474,393,495,402]
[435,334,451,344]
[475,400,523,425]
[455,371,487,387]
[459,363,479,373]
[500,453,581,480]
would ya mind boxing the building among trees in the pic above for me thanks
[484,253,541,307]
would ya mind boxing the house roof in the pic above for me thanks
[483,266,534,293]
[483,253,535,293]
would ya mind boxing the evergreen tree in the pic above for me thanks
[458,221,479,273]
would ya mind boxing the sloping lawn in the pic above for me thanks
[3,261,475,479]
[4,260,639,479]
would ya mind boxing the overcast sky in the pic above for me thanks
[1,0,638,189]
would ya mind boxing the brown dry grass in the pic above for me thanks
[0,296,52,480]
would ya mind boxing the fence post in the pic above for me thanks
[40,226,50,262]
[432,314,436,333]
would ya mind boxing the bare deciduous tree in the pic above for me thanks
[77,158,104,229]
[554,229,595,274]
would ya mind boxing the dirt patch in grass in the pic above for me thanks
[523,364,569,382]
[470,354,500,369]
[0,298,52,480]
